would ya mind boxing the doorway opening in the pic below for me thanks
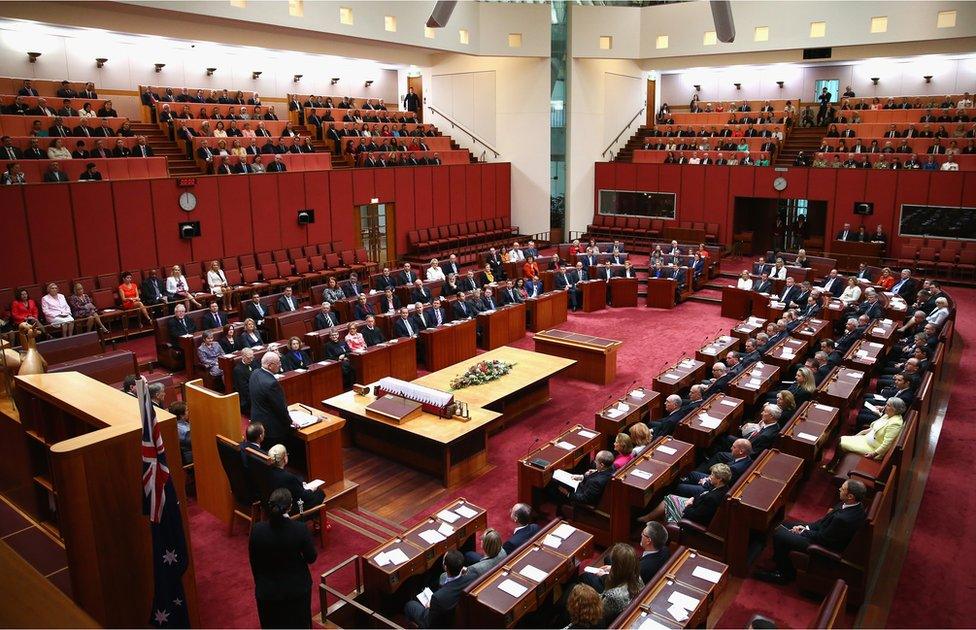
[357,203,396,265]
[407,75,423,123]
[733,197,827,256]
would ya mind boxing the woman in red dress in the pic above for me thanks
[10,288,39,326]
[118,272,153,325]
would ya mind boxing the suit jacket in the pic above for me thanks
[243,300,268,322]
[890,278,918,301]
[502,524,541,555]
[821,277,844,297]
[167,315,197,344]
[324,340,350,361]
[411,288,432,304]
[233,361,256,411]
[249,368,291,446]
[639,548,672,584]
[569,468,613,507]
[43,171,69,182]
[374,275,396,291]
[393,317,418,338]
[777,285,800,305]
[427,307,447,327]
[354,302,374,320]
[802,502,867,550]
[453,300,475,319]
[314,311,339,330]
[500,287,522,305]
[749,423,780,453]
[281,350,311,371]
[361,326,385,346]
[835,329,861,354]
[202,311,228,330]
[753,280,773,294]
[248,517,316,601]
[855,300,884,320]
[276,295,298,313]
[424,572,479,628]
[681,484,728,525]
[652,407,688,438]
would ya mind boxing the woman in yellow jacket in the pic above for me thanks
[839,397,906,460]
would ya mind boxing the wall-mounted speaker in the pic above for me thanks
[298,209,315,224]
[853,202,874,216]
[426,1,457,28]
[710,1,735,43]
[179,221,201,238]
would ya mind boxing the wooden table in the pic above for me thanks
[477,302,527,350]
[866,318,898,347]
[843,339,886,370]
[776,400,840,465]
[288,403,356,507]
[580,279,607,312]
[533,329,622,385]
[727,362,781,406]
[674,393,745,449]
[595,387,662,443]
[695,335,740,367]
[830,240,884,272]
[730,316,766,344]
[721,285,754,319]
[816,366,866,419]
[525,291,568,332]
[646,278,677,309]
[790,318,831,345]
[763,336,808,370]
[610,546,729,629]
[419,318,478,371]
[609,277,639,307]
[517,424,604,505]
[652,359,707,397]
[349,337,418,384]
[609,437,696,542]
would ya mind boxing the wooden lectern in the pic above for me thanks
[184,379,243,526]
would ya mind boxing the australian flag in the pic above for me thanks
[139,378,191,628]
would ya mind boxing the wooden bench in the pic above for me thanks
[47,350,138,385]
[33,331,104,364]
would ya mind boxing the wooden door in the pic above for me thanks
[408,75,423,122]
[646,79,656,126]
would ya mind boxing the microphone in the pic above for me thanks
[523,436,540,459]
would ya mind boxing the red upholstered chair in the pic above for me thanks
[303,245,320,257]
[239,253,256,268]
[272,249,289,263]
[241,266,269,293]
[705,223,720,243]
[276,261,302,287]
[287,247,304,262]
[340,249,366,275]
[72,276,96,295]
[956,249,976,280]
[221,256,240,271]
[324,253,349,277]
[96,273,119,290]
[259,263,289,290]
[256,251,274,267]
[183,261,203,279]
[649,219,664,238]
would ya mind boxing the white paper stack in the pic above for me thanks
[698,415,721,429]
[455,504,477,518]
[552,469,580,490]
[518,564,548,582]
[577,429,598,439]
[691,566,722,583]
[436,509,460,524]
[630,469,653,480]
[418,529,446,544]
[656,445,677,456]
[629,390,646,399]
[498,579,527,598]
[555,441,574,451]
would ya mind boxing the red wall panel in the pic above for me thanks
[466,165,482,219]
[303,172,332,246]
[248,176,281,253]
[374,169,395,203]
[329,170,355,248]
[70,182,119,278]
[678,166,705,222]
[449,165,466,218]
[963,172,976,208]
[0,188,34,287]
[495,163,510,219]
[413,167,434,228]
[595,162,614,209]
[928,171,964,207]
[150,179,192,266]
[753,168,779,200]
[217,176,254,256]
[113,180,157,273]
[805,168,837,202]
[432,167,451,227]
[25,185,78,282]
[352,169,375,206]
[481,163,497,217]
[187,177,223,263]
[781,168,809,200]
[634,164,659,192]
[276,172,307,249]
[863,171,898,235]
[832,169,870,233]
[394,168,416,258]
[702,166,730,241]
[616,163,637,191]
[728,168,755,203]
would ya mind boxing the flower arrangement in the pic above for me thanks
[450,359,515,390]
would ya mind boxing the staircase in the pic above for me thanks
[129,122,204,176]
[774,126,825,167]
[615,125,653,162]
[293,124,351,169]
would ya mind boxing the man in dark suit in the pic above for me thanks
[314,302,339,330]
[890,269,918,301]
[202,301,228,329]
[141,269,168,306]
[499,503,541,555]
[43,162,69,183]
[18,80,38,96]
[361,316,385,346]
[650,394,688,438]
[479,288,499,312]
[243,293,268,326]
[427,298,447,327]
[0,136,20,161]
[249,352,291,447]
[276,287,298,313]
[167,304,197,350]
[856,374,915,427]
[581,520,671,592]
[440,254,461,278]
[78,163,102,181]
[453,295,476,319]
[499,280,522,306]
[239,420,265,465]
[353,294,374,320]
[399,263,417,286]
[547,450,614,508]
[373,268,396,292]
[755,480,867,584]
[777,277,800,306]
[836,223,853,241]
[393,308,418,338]
[820,269,845,297]
[266,155,287,172]
[404,549,478,628]
[676,439,753,497]
[835,318,863,354]
[410,279,432,304]
[232,350,259,413]
[553,265,580,311]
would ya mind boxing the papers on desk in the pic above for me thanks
[552,523,577,540]
[869,342,884,348]
[303,479,325,491]
[720,399,738,407]
[454,504,478,519]
[667,603,690,622]
[418,529,446,544]
[882,318,893,325]
[680,358,695,367]
[668,590,701,612]
[700,347,716,355]
[555,440,574,451]
[748,316,763,323]
[318,360,331,366]
[781,348,794,358]
[744,379,761,389]
[638,614,670,630]
[552,469,580,490]
[436,509,460,524]
[604,408,623,419]
[847,370,865,379]
[864,402,881,415]
[289,410,319,428]
[577,429,598,439]
[417,587,433,608]
[692,566,723,583]
[872,327,886,334]
[810,319,822,324]
[656,444,678,456]
[542,534,562,549]
[293,368,307,373]
[698,414,722,430]
[437,522,455,537]
[796,432,819,443]
[856,350,869,358]
[630,468,653,480]
[518,564,549,582]
[615,402,630,412]
[814,404,835,412]
[374,547,409,567]
[629,389,646,399]
[872,393,887,401]
[498,579,528,598]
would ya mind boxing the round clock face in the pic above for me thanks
[773,177,788,191]
[179,191,197,212]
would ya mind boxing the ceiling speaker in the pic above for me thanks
[710,0,735,43]
[426,1,457,28]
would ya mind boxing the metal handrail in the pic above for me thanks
[427,105,501,158]
[602,106,646,158]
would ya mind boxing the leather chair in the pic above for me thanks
[215,434,262,536]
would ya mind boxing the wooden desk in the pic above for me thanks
[525,291,569,332]
[727,362,781,406]
[777,401,840,465]
[419,318,478,371]
[517,424,604,506]
[726,449,804,575]
[646,278,677,309]
[477,303,527,350]
[278,361,344,408]
[730,317,766,344]
[695,335,740,368]
[350,337,418,384]
[610,547,729,629]
[664,226,706,243]
[595,387,662,442]
[265,305,322,341]
[843,339,886,371]
[459,520,593,629]
[580,279,607,312]
[866,318,898,348]
[829,240,884,272]
[653,359,707,397]
[721,286,753,319]
[884,294,908,321]
[609,437,696,543]
[609,277,639,307]
[178,325,228,378]
[0,542,98,629]
[289,403,350,497]
[361,498,486,606]
[791,318,831,345]
[763,336,808,370]
[816,366,866,419]
[533,330,622,385]
[674,394,745,449]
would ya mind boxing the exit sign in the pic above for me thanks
[177,178,197,187]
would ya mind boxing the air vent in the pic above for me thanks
[803,47,832,60]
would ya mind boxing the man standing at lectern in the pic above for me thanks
[249,352,291,448]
